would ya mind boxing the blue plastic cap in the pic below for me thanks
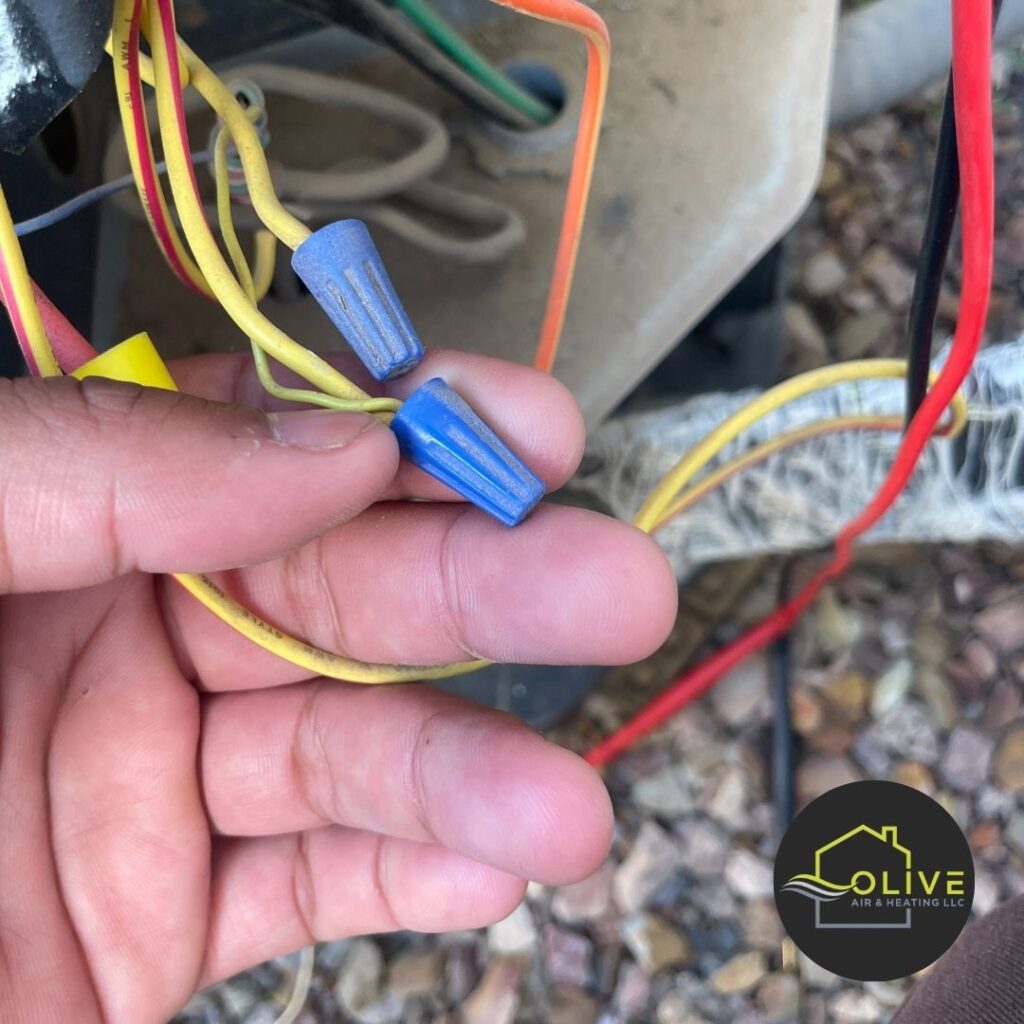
[291,220,424,381]
[392,378,546,526]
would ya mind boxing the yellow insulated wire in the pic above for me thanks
[0,184,60,377]
[632,359,969,534]
[109,0,212,297]
[213,126,400,416]
[143,0,375,408]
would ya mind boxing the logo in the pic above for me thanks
[774,781,974,980]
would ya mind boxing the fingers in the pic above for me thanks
[0,375,397,593]
[202,828,526,987]
[167,348,586,497]
[199,683,613,885]
[167,504,678,689]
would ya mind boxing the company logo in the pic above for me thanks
[774,781,974,980]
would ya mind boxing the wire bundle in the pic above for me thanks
[0,0,992,786]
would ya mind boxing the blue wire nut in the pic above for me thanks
[392,378,546,526]
[291,219,425,381]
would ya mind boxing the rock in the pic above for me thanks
[614,822,684,912]
[796,754,861,804]
[1005,809,1024,854]
[654,991,704,1024]
[974,868,1000,917]
[676,818,729,878]
[791,687,825,736]
[708,951,767,995]
[612,962,652,1020]
[549,985,599,1024]
[818,157,846,194]
[444,942,481,1004]
[870,658,913,718]
[834,309,894,361]
[690,879,738,920]
[461,957,525,1024]
[969,819,1002,854]
[830,990,884,1023]
[977,785,1015,821]
[756,973,800,1023]
[975,594,1024,653]
[915,668,958,730]
[802,249,848,297]
[936,790,971,830]
[965,637,998,680]
[995,724,1024,792]
[862,245,915,307]
[939,726,995,793]
[243,1004,286,1024]
[632,765,694,818]
[892,761,935,795]
[797,950,841,990]
[334,939,384,1014]
[220,978,261,1020]
[853,728,893,776]
[823,671,869,722]
[488,903,538,956]
[869,701,941,764]
[812,589,864,657]
[723,849,774,900]
[543,925,593,988]
[387,948,445,1000]
[984,679,1022,729]
[784,302,828,372]
[864,979,909,1008]
[620,912,692,973]
[710,656,768,727]
[741,900,783,951]
[552,861,615,924]
[706,765,748,830]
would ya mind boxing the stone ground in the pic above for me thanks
[174,37,1024,1024]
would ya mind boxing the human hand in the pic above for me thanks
[0,349,676,1023]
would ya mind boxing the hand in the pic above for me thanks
[0,349,676,1023]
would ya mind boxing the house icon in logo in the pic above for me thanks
[782,824,913,930]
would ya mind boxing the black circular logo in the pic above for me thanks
[774,780,974,981]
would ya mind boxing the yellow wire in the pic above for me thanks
[655,400,968,530]
[109,16,309,250]
[142,3,380,409]
[108,0,212,296]
[0,184,60,377]
[632,359,967,533]
[213,126,400,416]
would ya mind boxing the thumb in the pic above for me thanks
[0,375,399,593]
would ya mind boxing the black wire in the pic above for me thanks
[904,0,1004,427]
[280,0,537,130]
[771,558,798,838]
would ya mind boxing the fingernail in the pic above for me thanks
[268,410,375,450]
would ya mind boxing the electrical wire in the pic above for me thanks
[284,0,537,130]
[0,180,60,377]
[13,153,211,238]
[141,0,389,410]
[482,0,610,373]
[0,279,95,373]
[213,125,397,416]
[905,0,1004,426]
[585,0,994,768]
[391,0,556,125]
[111,0,212,297]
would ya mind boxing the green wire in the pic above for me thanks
[391,0,556,126]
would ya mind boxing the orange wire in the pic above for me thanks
[487,0,610,374]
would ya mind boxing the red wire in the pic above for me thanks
[586,0,994,769]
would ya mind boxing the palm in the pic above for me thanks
[0,351,676,1023]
